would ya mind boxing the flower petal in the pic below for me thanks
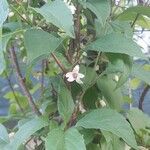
[78,73,84,78]
[73,65,79,73]
[67,76,75,82]
[65,72,73,78]
[76,77,83,84]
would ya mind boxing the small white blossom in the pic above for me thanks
[65,65,84,84]
[100,100,106,107]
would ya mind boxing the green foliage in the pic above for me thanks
[86,32,146,58]
[80,0,111,25]
[76,108,138,149]
[6,117,49,150]
[97,75,124,111]
[0,124,9,149]
[33,0,75,38]
[45,128,86,150]
[58,79,75,125]
[24,29,63,63]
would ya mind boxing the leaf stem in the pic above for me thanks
[131,13,140,28]
[51,52,67,73]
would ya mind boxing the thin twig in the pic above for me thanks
[131,13,140,28]
[4,71,25,115]
[75,4,81,61]
[51,52,67,73]
[139,85,150,111]
[10,5,32,26]
[9,46,41,116]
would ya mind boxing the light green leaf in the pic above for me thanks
[127,108,150,136]
[101,131,125,150]
[58,79,74,125]
[0,124,9,144]
[86,33,145,58]
[97,76,124,111]
[132,64,150,85]
[33,0,75,38]
[24,29,63,63]
[118,6,150,21]
[45,128,86,150]
[0,28,6,74]
[136,15,150,29]
[76,108,138,150]
[0,0,9,27]
[6,117,49,150]
[80,0,111,25]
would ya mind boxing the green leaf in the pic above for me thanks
[6,117,49,150]
[80,66,98,91]
[80,0,111,25]
[45,128,86,150]
[58,79,75,125]
[33,0,75,38]
[0,0,9,27]
[118,6,150,21]
[79,129,95,145]
[101,131,125,150]
[106,53,133,89]
[76,108,138,150]
[127,108,150,136]
[0,28,6,74]
[83,86,98,109]
[132,64,150,85]
[86,32,145,58]
[136,15,150,29]
[0,124,9,147]
[97,75,124,111]
[86,143,100,150]
[24,29,63,63]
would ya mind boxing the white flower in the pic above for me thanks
[65,65,84,84]
[100,100,106,107]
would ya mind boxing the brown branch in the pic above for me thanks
[139,85,150,111]
[41,60,45,97]
[4,71,25,115]
[74,4,81,60]
[51,52,67,73]
[9,46,41,116]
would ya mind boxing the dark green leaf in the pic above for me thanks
[106,53,133,89]
[127,108,150,136]
[76,108,138,149]
[97,75,124,111]
[58,79,74,125]
[80,0,111,25]
[86,33,145,58]
[101,131,125,150]
[33,0,75,38]
[45,128,86,150]
[24,29,63,63]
